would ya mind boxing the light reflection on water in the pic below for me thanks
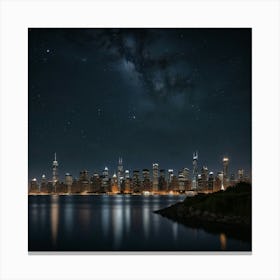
[29,195,251,251]
[101,200,110,238]
[142,206,150,239]
[172,222,178,241]
[112,202,123,249]
[50,196,59,245]
[220,233,227,250]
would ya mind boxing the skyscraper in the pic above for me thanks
[40,174,47,192]
[65,173,73,193]
[238,169,244,181]
[117,157,124,189]
[152,163,159,192]
[132,170,141,193]
[201,166,209,191]
[91,172,101,193]
[208,171,214,192]
[168,169,174,185]
[79,170,90,192]
[125,169,130,179]
[192,151,198,190]
[142,168,151,192]
[102,166,110,192]
[79,170,89,181]
[111,173,118,193]
[197,174,202,190]
[182,168,190,181]
[159,169,167,192]
[30,178,39,193]
[178,169,185,192]
[223,157,229,180]
[52,152,59,192]
[217,171,224,191]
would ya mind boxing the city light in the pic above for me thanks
[28,152,251,195]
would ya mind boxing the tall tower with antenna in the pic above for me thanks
[192,151,198,190]
[52,152,59,192]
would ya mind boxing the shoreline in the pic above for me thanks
[154,202,251,243]
[154,183,252,244]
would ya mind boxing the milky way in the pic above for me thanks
[29,28,251,180]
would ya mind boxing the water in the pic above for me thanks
[28,195,251,251]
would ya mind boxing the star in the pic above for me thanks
[46,49,50,53]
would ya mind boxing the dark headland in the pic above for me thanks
[154,182,252,243]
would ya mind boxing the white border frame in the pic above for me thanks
[1,0,279,279]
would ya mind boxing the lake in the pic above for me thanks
[28,195,251,251]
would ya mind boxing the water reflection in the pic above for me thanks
[79,206,90,230]
[29,195,250,251]
[142,205,150,239]
[50,196,59,245]
[124,200,131,235]
[40,204,47,228]
[172,222,178,241]
[101,197,110,237]
[112,204,123,249]
[64,198,73,232]
[220,233,227,250]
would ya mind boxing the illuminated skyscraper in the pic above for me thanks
[65,173,73,193]
[30,178,39,193]
[111,173,118,193]
[168,169,174,185]
[40,174,47,192]
[217,171,224,190]
[238,169,244,181]
[223,157,229,180]
[79,170,90,192]
[182,168,190,181]
[178,170,185,192]
[103,167,109,178]
[124,169,131,193]
[52,152,59,192]
[79,170,89,181]
[125,169,130,179]
[132,170,141,193]
[152,163,159,192]
[159,169,167,192]
[197,174,202,190]
[201,166,208,190]
[142,169,151,191]
[117,157,124,188]
[102,166,110,192]
[230,173,236,183]
[192,151,198,190]
[208,171,214,192]
[91,172,101,193]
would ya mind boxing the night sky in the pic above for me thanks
[28,28,251,181]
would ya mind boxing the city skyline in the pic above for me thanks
[30,151,249,182]
[29,151,250,197]
[29,28,251,181]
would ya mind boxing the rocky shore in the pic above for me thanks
[154,182,252,243]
